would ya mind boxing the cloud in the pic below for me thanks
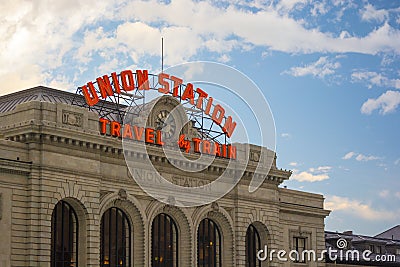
[2,0,400,95]
[396,192,400,199]
[395,158,400,165]
[292,171,329,182]
[361,90,400,115]
[325,195,397,221]
[342,151,380,161]
[281,133,291,138]
[289,162,299,167]
[284,56,341,78]
[342,151,355,160]
[0,0,117,94]
[291,165,331,182]
[217,54,231,63]
[351,71,400,89]
[360,4,389,22]
[355,154,380,161]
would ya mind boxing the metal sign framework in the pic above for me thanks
[73,72,230,144]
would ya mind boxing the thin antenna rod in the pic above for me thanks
[161,37,164,73]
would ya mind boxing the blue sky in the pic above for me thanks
[1,0,400,236]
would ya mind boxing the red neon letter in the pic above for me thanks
[97,75,113,99]
[121,70,135,91]
[122,124,133,139]
[111,72,121,94]
[170,76,183,97]
[145,128,155,143]
[99,118,110,134]
[156,130,164,145]
[204,97,213,115]
[192,138,201,153]
[222,116,237,138]
[196,88,208,110]
[213,142,222,157]
[222,144,227,158]
[137,70,150,90]
[211,104,225,125]
[82,82,99,106]
[111,121,121,137]
[182,83,195,105]
[133,126,144,140]
[158,73,170,94]
[202,140,211,154]
[228,145,237,159]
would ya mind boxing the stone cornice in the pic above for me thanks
[2,125,291,184]
[0,158,32,175]
[279,201,331,217]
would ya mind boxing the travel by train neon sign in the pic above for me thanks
[80,69,237,159]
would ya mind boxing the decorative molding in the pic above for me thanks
[118,189,127,200]
[0,193,2,220]
[62,110,83,127]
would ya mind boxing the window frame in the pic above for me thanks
[51,200,79,267]
[151,213,179,267]
[245,224,262,267]
[197,218,222,267]
[100,207,132,267]
[293,236,307,263]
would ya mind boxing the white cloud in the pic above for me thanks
[281,133,291,138]
[292,171,329,182]
[217,54,231,63]
[395,158,400,165]
[289,162,298,167]
[284,57,341,78]
[325,195,397,221]
[0,0,118,94]
[361,90,400,115]
[355,154,380,162]
[342,151,380,161]
[351,71,400,89]
[291,165,331,182]
[396,192,400,199]
[2,0,400,94]
[276,0,309,12]
[342,151,355,160]
[360,4,389,22]
[311,1,328,16]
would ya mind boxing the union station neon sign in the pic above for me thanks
[80,69,237,159]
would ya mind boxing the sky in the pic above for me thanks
[1,0,400,236]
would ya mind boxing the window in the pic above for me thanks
[369,244,375,253]
[198,219,221,267]
[396,248,400,255]
[51,200,79,267]
[376,246,382,254]
[152,213,178,267]
[293,237,306,263]
[245,224,261,267]
[101,208,131,267]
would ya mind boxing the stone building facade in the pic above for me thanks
[0,86,330,267]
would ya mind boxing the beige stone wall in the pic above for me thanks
[0,100,330,267]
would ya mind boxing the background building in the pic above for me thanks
[0,86,330,266]
[325,227,400,267]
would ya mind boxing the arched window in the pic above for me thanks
[100,207,131,267]
[51,200,79,267]
[197,218,221,267]
[152,213,178,267]
[246,224,261,267]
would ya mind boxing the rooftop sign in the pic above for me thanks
[80,69,237,138]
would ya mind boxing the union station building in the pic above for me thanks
[0,85,330,267]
